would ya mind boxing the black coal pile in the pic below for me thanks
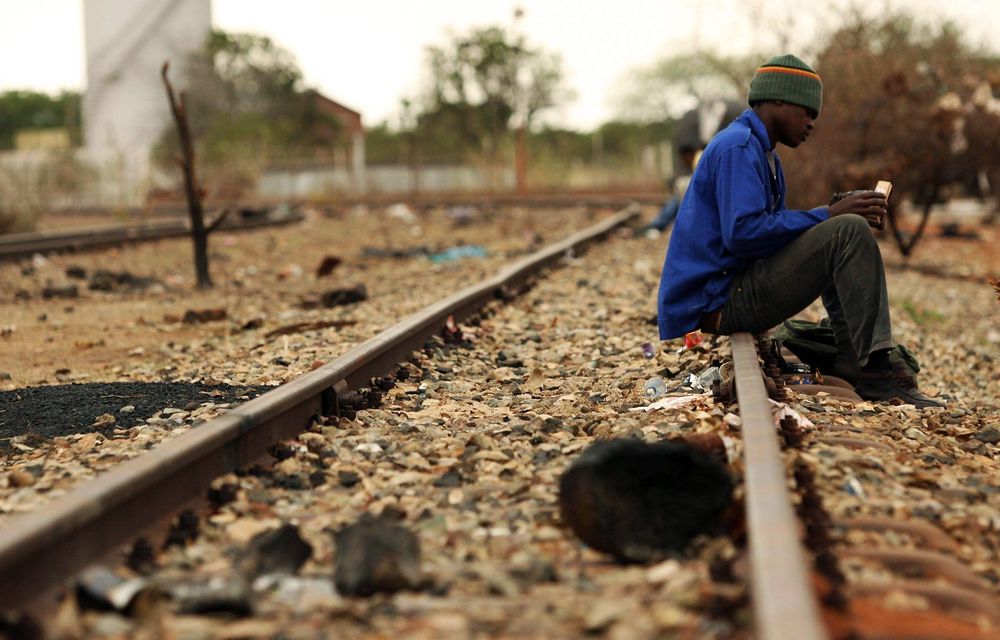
[0,382,264,438]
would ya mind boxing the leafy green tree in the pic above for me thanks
[593,120,672,160]
[364,123,407,165]
[613,53,756,123]
[417,26,572,165]
[0,90,85,234]
[0,90,81,150]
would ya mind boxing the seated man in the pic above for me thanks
[645,145,697,232]
[656,53,942,408]
[647,100,744,232]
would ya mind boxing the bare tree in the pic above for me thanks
[161,62,227,288]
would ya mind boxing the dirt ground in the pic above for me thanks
[0,205,616,391]
[0,205,998,638]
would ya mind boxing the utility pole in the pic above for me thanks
[513,6,528,194]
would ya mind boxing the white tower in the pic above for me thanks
[82,0,211,204]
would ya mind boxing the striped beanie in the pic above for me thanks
[748,54,823,117]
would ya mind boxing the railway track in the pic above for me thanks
[0,207,638,613]
[0,201,996,637]
[0,207,304,262]
[730,334,998,639]
[0,191,662,263]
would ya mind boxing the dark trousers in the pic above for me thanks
[716,214,894,366]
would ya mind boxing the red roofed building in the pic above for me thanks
[304,90,365,177]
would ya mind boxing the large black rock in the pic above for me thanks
[333,513,421,597]
[559,438,733,563]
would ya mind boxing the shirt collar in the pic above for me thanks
[737,108,773,151]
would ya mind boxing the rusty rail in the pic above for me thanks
[0,209,303,261]
[730,331,828,640]
[310,190,664,209]
[0,192,662,262]
[0,205,639,610]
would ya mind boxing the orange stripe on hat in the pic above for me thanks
[756,66,822,82]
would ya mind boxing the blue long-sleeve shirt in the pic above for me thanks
[657,109,830,339]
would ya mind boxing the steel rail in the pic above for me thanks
[730,331,828,640]
[0,191,659,262]
[0,205,639,610]
[311,190,664,210]
[0,211,303,262]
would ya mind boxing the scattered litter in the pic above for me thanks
[353,443,383,455]
[173,577,252,616]
[687,366,722,391]
[446,206,479,225]
[163,308,228,324]
[315,255,343,277]
[641,342,656,359]
[683,332,703,350]
[277,264,304,280]
[386,203,417,223]
[66,265,87,280]
[318,285,368,308]
[42,285,78,299]
[76,565,152,612]
[843,473,867,499]
[769,400,816,429]
[428,245,487,263]
[629,392,710,413]
[361,246,429,259]
[88,269,159,292]
[642,376,667,399]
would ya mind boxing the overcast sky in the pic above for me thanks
[1,0,998,129]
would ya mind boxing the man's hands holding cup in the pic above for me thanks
[828,190,888,229]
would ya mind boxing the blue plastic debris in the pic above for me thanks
[428,245,488,263]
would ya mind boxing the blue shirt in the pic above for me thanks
[657,109,829,340]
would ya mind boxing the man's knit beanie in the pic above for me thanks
[747,54,823,117]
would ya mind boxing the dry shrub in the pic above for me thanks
[0,162,41,235]
[0,152,91,235]
[787,12,1000,255]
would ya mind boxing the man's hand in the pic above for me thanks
[828,190,887,229]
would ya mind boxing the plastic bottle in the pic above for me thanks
[696,366,722,390]
[641,342,655,359]
[644,376,668,399]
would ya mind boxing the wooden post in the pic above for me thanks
[515,125,527,194]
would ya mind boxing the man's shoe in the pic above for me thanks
[830,356,860,385]
[854,369,943,408]
[835,353,920,389]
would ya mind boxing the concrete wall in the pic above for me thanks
[0,148,147,213]
[83,0,211,204]
[258,164,516,199]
